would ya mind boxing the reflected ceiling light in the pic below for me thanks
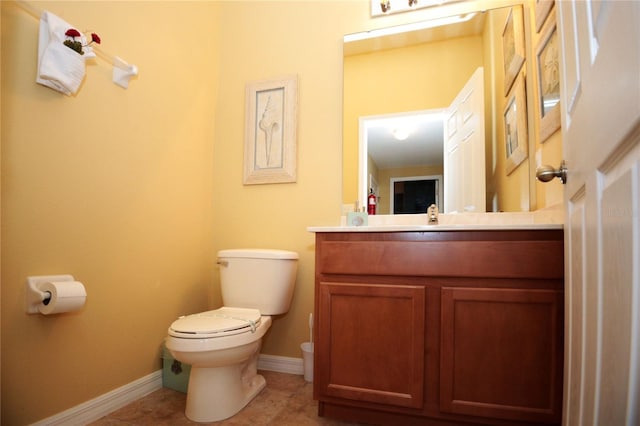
[344,12,477,43]
[392,128,410,141]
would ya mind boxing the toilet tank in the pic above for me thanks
[217,249,298,315]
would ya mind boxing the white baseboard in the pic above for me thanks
[31,370,162,426]
[258,353,304,375]
[31,353,302,425]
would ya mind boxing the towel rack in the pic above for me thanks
[14,0,138,89]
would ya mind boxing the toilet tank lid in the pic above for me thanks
[217,249,299,260]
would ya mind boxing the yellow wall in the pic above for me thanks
[209,0,351,359]
[1,0,562,424]
[1,1,220,424]
[0,5,3,417]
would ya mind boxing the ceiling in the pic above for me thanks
[344,11,486,57]
[366,111,445,169]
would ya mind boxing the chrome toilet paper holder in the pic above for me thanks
[25,274,74,314]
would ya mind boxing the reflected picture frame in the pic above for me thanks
[502,6,526,95]
[504,72,528,175]
[244,75,298,185]
[536,8,561,143]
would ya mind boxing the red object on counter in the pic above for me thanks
[368,190,376,215]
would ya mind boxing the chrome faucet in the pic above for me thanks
[427,204,439,224]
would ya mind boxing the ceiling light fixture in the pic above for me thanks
[344,12,477,43]
[392,128,410,141]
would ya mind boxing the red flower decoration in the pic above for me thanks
[65,28,82,38]
[63,28,101,55]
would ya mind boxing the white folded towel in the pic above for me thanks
[37,11,95,96]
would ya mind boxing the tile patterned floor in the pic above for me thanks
[90,371,360,425]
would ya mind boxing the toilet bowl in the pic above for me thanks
[165,249,298,422]
[165,308,272,422]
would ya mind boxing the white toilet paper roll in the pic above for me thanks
[38,281,87,315]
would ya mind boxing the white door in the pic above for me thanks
[443,67,485,213]
[558,1,640,425]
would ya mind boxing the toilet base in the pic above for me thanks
[184,350,266,422]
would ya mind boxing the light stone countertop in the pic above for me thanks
[308,209,564,233]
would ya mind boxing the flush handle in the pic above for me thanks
[216,260,228,267]
[536,161,567,184]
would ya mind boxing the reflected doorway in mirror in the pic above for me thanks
[390,175,442,214]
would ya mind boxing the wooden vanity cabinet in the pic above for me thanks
[313,230,564,426]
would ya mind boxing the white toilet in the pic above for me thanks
[165,249,298,422]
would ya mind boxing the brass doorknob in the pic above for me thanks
[536,161,567,184]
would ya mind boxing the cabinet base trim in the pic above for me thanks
[319,402,475,426]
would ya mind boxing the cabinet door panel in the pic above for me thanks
[318,282,425,409]
[440,286,563,423]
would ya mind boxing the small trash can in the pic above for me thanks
[300,342,314,382]
[162,344,191,393]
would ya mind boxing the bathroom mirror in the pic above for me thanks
[342,5,535,214]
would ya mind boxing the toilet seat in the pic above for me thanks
[169,307,261,339]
